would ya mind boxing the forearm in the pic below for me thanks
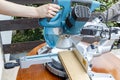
[0,0,39,18]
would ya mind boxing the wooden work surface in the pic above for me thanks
[16,43,63,80]
[16,43,120,80]
[16,65,62,80]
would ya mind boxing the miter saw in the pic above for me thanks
[39,0,102,49]
[19,0,119,80]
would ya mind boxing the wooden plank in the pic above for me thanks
[3,40,45,54]
[58,51,90,80]
[73,49,88,72]
[0,18,43,31]
[7,0,52,4]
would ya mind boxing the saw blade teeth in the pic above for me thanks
[46,62,67,78]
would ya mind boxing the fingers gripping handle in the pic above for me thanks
[39,0,71,28]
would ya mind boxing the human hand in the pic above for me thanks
[36,3,60,18]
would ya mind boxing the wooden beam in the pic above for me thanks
[58,51,90,80]
[7,0,52,4]
[3,40,45,54]
[0,18,43,31]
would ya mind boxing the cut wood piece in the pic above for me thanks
[73,49,88,72]
[58,51,90,80]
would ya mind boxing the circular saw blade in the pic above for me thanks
[46,62,67,78]
[43,27,60,48]
[44,27,72,49]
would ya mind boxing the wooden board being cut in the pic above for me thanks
[58,51,90,80]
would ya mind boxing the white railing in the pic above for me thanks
[0,14,13,80]
[0,34,4,80]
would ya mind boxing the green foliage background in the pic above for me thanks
[96,0,119,27]
[12,0,119,43]
[12,28,44,43]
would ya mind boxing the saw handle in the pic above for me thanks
[39,11,61,28]
[39,0,71,28]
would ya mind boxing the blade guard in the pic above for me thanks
[39,0,71,48]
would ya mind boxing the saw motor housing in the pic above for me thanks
[39,0,101,48]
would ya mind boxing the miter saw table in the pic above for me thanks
[19,36,115,80]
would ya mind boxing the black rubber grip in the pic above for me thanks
[4,62,19,69]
